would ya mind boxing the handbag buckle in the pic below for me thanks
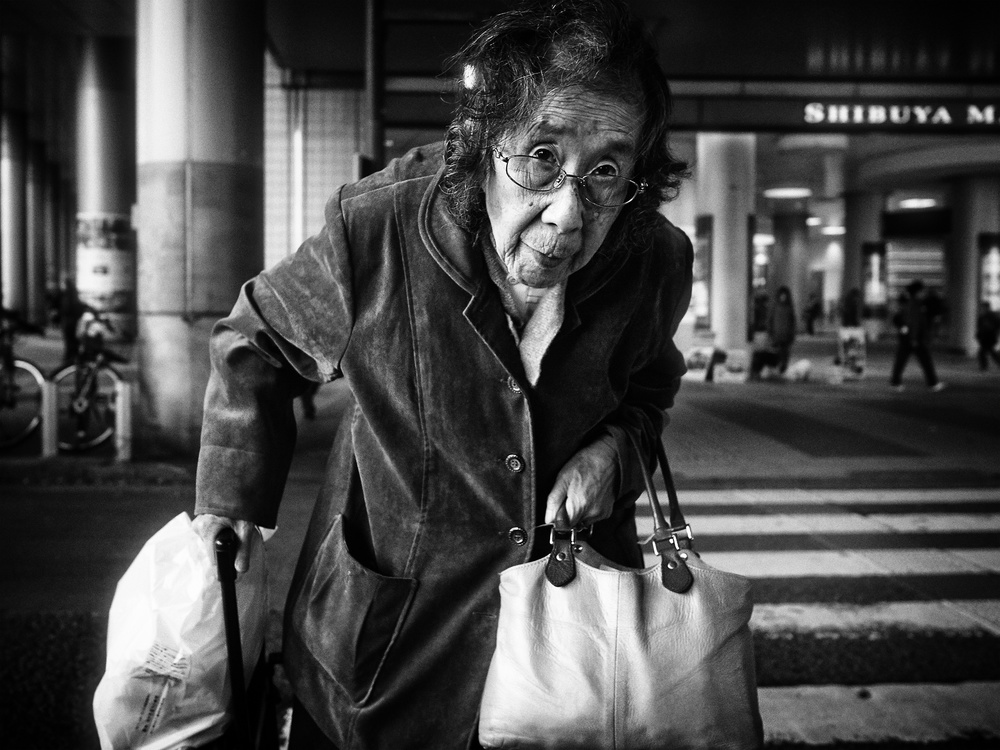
[549,525,593,545]
[652,524,693,554]
[668,524,693,550]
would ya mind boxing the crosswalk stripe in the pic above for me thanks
[662,513,1000,533]
[638,488,1000,508]
[751,600,999,634]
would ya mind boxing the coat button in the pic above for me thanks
[504,454,525,473]
[507,527,528,546]
[507,376,522,394]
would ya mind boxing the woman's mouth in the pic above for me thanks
[522,240,571,269]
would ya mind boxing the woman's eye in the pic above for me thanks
[589,163,619,177]
[528,148,559,163]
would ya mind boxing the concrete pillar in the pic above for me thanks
[136,0,264,456]
[771,212,810,325]
[76,37,137,340]
[695,133,755,349]
[1,36,28,313]
[24,38,50,327]
[25,140,47,325]
[843,190,884,299]
[950,176,1000,355]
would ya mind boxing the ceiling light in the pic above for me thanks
[899,198,937,209]
[820,226,846,235]
[763,187,813,199]
[753,233,775,246]
[806,217,822,226]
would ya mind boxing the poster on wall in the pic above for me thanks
[980,233,1000,310]
[692,215,713,331]
[76,212,137,341]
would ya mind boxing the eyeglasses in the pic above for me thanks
[493,148,646,208]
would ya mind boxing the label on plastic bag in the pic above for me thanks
[133,679,171,735]
[138,642,190,681]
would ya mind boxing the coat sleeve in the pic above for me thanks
[195,189,355,528]
[600,222,693,502]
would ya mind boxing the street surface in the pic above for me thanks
[1,331,999,748]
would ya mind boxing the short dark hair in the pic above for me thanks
[441,0,688,247]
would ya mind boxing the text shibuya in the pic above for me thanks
[804,102,999,127]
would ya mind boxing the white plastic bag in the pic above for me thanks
[93,512,267,750]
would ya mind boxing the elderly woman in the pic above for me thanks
[193,0,692,747]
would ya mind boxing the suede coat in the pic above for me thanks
[195,143,693,749]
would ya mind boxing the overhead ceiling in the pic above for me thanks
[3,0,997,82]
[3,0,998,207]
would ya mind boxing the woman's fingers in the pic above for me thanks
[544,439,619,528]
[191,513,256,575]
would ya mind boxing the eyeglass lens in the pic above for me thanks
[505,156,636,206]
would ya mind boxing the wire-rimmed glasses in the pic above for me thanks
[493,148,646,208]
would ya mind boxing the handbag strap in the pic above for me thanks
[627,430,694,593]
[544,431,695,593]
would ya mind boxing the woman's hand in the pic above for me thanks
[544,437,619,528]
[191,513,258,576]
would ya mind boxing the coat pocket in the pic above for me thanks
[292,514,418,705]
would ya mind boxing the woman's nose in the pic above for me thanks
[541,177,585,234]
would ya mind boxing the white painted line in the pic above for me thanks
[646,487,1000,508]
[759,682,1000,745]
[857,548,1000,575]
[669,513,1000,534]
[867,513,1000,532]
[950,549,1000,573]
[751,601,998,633]
[645,548,999,577]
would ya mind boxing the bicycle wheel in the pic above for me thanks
[52,362,122,451]
[0,359,45,448]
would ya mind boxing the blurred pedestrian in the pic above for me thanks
[804,291,822,335]
[975,300,1000,371]
[59,278,90,365]
[924,286,945,340]
[841,287,862,327]
[767,286,796,373]
[890,280,944,391]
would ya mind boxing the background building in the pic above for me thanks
[2,0,999,454]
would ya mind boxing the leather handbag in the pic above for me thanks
[478,433,764,749]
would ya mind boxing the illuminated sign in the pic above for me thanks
[805,103,998,128]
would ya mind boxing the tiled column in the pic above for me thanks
[696,133,756,349]
[950,177,1000,355]
[136,0,264,455]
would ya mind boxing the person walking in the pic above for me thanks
[767,286,797,373]
[191,2,694,747]
[890,280,945,391]
[975,300,1000,371]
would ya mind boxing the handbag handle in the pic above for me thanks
[545,430,695,593]
[626,430,694,593]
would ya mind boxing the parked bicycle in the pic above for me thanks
[0,308,46,448]
[51,309,126,451]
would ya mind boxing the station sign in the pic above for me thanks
[671,97,1000,133]
[804,102,999,129]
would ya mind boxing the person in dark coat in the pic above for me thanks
[975,300,1000,371]
[191,2,693,747]
[766,286,797,373]
[890,280,944,391]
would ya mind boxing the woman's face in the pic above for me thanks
[483,88,642,288]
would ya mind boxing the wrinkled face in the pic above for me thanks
[483,88,642,288]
